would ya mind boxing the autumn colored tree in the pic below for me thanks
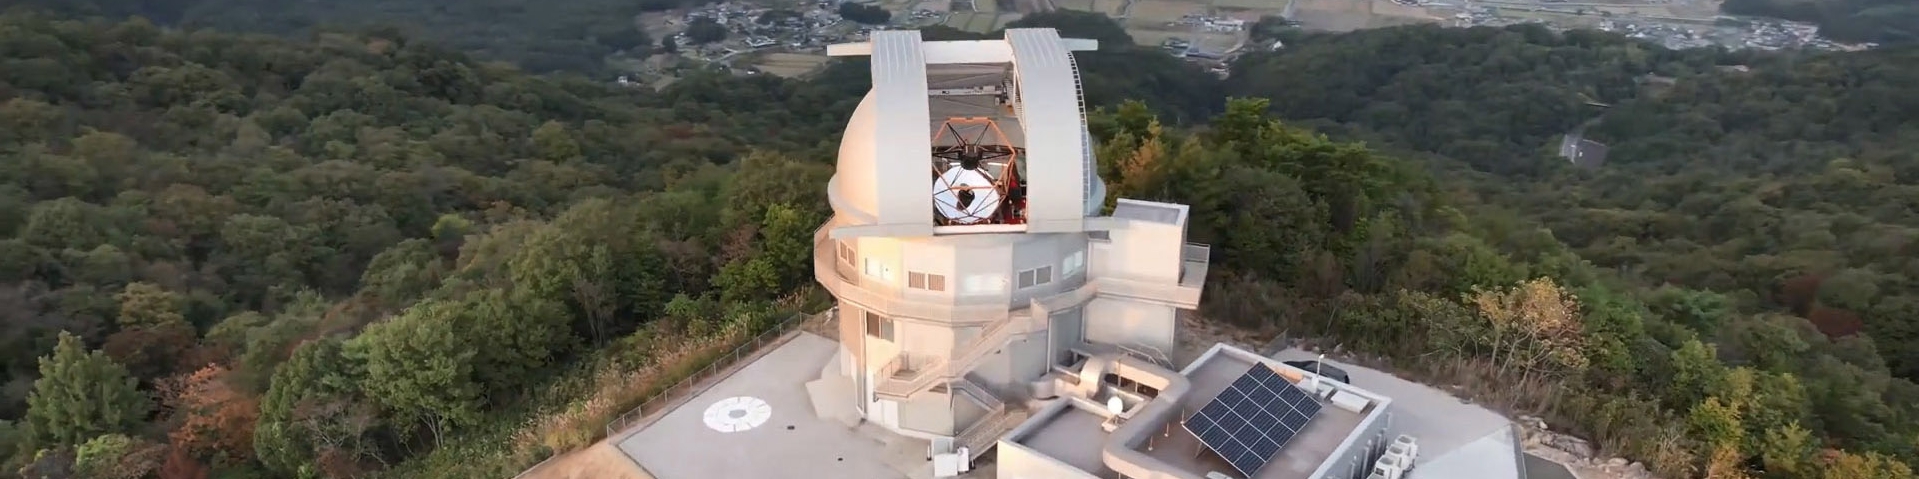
[1467,277,1589,381]
[156,447,210,479]
[156,365,259,464]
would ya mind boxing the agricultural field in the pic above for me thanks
[1211,0,1287,10]
[1123,0,1209,26]
[943,11,1007,31]
[753,52,831,77]
[1048,0,1131,14]
[1287,0,1378,31]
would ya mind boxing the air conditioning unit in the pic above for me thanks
[1366,464,1405,479]
[1387,435,1419,466]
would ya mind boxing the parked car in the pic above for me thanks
[1283,360,1351,386]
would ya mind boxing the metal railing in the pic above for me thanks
[957,407,1030,460]
[873,313,1027,399]
[603,310,831,438]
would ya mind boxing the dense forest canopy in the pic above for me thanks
[9,0,664,73]
[1227,22,1919,476]
[1,5,1918,479]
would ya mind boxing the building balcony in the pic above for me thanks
[1093,242,1209,309]
[813,226,1015,322]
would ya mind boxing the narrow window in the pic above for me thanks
[907,272,947,291]
[864,311,894,341]
[837,241,855,266]
[1017,266,1054,289]
[1064,251,1085,276]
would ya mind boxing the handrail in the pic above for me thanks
[957,407,1030,460]
[603,310,831,438]
[952,377,1005,412]
[874,313,1026,398]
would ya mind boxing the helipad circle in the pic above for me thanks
[702,396,772,433]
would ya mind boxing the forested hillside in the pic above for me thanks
[2,6,1918,479]
[10,0,662,73]
[0,10,848,477]
[1227,23,1919,477]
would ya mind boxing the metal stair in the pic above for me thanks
[956,405,1029,462]
[874,315,1027,400]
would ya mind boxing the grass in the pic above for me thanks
[1125,0,1207,26]
[1212,0,1287,10]
[378,294,825,478]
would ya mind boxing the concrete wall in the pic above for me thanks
[1008,331,1051,391]
[1083,297,1176,353]
[970,332,1051,399]
[1313,409,1393,479]
[896,314,960,358]
[900,390,958,436]
[1091,219,1185,283]
[1049,306,1085,367]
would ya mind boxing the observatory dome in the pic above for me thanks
[827,90,883,222]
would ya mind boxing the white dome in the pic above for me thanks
[828,90,882,222]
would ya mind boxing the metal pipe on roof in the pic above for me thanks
[1098,355,1207,479]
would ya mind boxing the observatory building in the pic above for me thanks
[610,28,1532,479]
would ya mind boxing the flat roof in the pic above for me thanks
[1112,201,1187,226]
[617,333,928,479]
[1269,349,1506,460]
[1010,345,1380,479]
[1149,352,1365,479]
[1013,402,1114,476]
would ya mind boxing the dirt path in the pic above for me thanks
[514,443,653,479]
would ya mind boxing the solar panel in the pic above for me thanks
[1182,364,1326,477]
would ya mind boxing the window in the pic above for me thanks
[863,257,894,281]
[864,311,894,341]
[907,272,946,291]
[837,241,855,266]
[1063,251,1085,276]
[961,275,1006,295]
[1017,266,1054,289]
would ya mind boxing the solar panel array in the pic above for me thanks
[1182,364,1325,477]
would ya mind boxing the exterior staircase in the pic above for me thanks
[952,377,1028,462]
[874,313,1028,400]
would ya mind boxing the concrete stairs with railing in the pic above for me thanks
[873,313,1029,401]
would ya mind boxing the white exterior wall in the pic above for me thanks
[1083,297,1177,353]
[818,30,1208,446]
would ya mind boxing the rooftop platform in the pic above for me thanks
[1005,344,1387,479]
[1152,350,1368,479]
[1011,403,1114,476]
[618,333,928,479]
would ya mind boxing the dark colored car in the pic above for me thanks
[1283,360,1351,386]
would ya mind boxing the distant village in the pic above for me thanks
[617,0,1875,85]
[1441,4,1876,52]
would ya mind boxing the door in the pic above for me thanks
[864,369,899,428]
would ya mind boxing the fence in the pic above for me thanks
[602,309,835,438]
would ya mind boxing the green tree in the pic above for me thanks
[24,333,152,447]
[114,282,187,330]
[253,338,384,476]
[349,306,481,447]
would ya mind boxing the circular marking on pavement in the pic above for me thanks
[702,396,772,433]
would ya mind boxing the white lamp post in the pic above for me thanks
[1312,353,1326,390]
